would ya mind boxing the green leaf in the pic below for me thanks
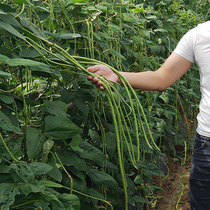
[0,4,15,12]
[61,90,76,104]
[108,24,121,32]
[0,183,19,209]
[88,129,100,142]
[59,193,80,210]
[88,189,104,200]
[57,150,87,171]
[43,139,54,152]
[30,65,52,74]
[0,94,14,104]
[69,135,83,153]
[0,164,10,173]
[34,200,50,210]
[39,179,64,188]
[133,195,148,203]
[110,49,126,60]
[42,188,60,203]
[0,70,11,77]
[59,33,81,39]
[79,141,104,162]
[18,183,45,196]
[122,13,138,23]
[10,162,35,183]
[106,132,116,158]
[29,162,53,176]
[47,165,62,182]
[0,136,23,160]
[0,20,25,40]
[159,92,169,103]
[14,0,28,5]
[19,47,43,58]
[74,98,89,115]
[88,169,118,189]
[0,110,22,134]
[154,28,168,33]
[44,115,81,140]
[62,171,87,193]
[0,54,9,62]
[0,14,22,28]
[146,15,157,20]
[26,126,45,159]
[19,16,45,38]
[5,58,48,67]
[43,100,67,117]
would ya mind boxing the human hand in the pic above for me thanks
[87,65,119,90]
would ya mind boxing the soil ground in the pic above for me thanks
[152,159,191,210]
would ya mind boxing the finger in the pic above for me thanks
[87,65,100,73]
[96,80,102,87]
[87,76,93,81]
[91,77,99,84]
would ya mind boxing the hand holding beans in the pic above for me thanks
[87,64,120,90]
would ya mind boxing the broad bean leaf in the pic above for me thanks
[6,58,49,67]
[110,49,126,60]
[69,134,83,153]
[0,136,23,160]
[62,172,87,194]
[0,70,11,77]
[43,139,54,152]
[73,98,89,115]
[18,182,45,196]
[26,126,45,159]
[0,110,22,134]
[88,129,100,142]
[43,100,67,116]
[0,20,25,40]
[42,188,60,203]
[106,132,116,158]
[88,188,106,205]
[19,47,43,58]
[132,195,148,203]
[0,164,10,173]
[39,179,64,188]
[47,164,62,182]
[79,141,104,162]
[14,0,28,5]
[59,33,81,39]
[29,162,53,176]
[34,200,51,210]
[0,94,14,104]
[52,193,80,210]
[87,169,118,189]
[0,183,19,210]
[44,115,81,140]
[10,162,35,183]
[0,3,16,12]
[57,150,87,171]
[19,15,45,38]
[61,90,76,104]
[0,14,22,28]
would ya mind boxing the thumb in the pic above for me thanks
[87,65,100,73]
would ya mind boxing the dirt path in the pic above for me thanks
[153,160,191,210]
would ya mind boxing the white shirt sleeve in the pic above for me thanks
[173,28,196,63]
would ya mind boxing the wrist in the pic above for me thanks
[117,72,124,84]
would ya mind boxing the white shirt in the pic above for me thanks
[174,21,210,137]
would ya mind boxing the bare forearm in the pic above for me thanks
[118,53,193,91]
[119,71,165,91]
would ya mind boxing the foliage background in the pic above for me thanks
[0,0,208,209]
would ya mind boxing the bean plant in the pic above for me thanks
[0,0,205,209]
